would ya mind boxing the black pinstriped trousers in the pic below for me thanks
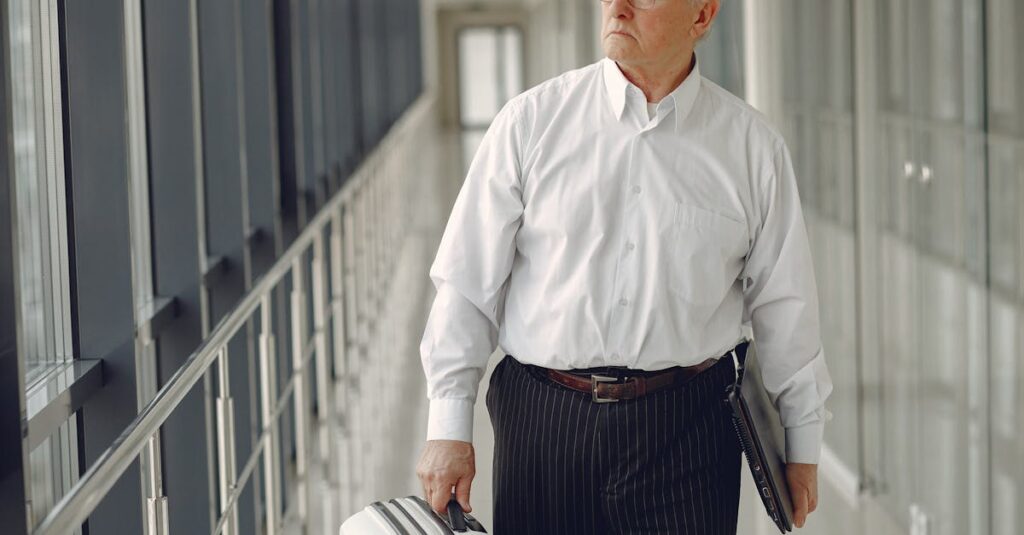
[485,349,743,534]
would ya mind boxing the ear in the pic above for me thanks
[689,0,721,39]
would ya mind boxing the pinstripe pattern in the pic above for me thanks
[485,350,742,534]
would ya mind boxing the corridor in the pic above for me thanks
[2,1,1022,534]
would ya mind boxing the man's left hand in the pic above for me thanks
[785,462,818,528]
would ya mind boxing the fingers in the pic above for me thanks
[416,440,476,516]
[785,463,818,527]
[418,468,449,515]
[429,483,453,515]
[454,476,473,513]
[806,477,818,517]
[793,486,808,528]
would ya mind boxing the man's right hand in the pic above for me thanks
[416,439,476,516]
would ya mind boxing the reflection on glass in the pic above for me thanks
[7,2,71,371]
[6,0,79,530]
[7,0,72,383]
[873,0,988,533]
[694,0,744,96]
[994,472,1018,535]
[986,0,1024,533]
[776,0,858,476]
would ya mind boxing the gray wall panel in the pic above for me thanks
[62,0,144,532]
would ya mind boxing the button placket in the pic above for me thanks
[624,180,640,257]
[607,135,641,365]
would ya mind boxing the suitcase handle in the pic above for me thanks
[446,496,468,532]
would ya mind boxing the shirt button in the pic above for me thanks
[619,298,629,306]
[632,185,642,194]
[626,242,635,251]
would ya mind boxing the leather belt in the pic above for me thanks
[543,357,719,403]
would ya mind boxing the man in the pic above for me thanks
[417,0,834,532]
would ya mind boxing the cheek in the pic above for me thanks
[651,25,684,50]
[641,23,675,48]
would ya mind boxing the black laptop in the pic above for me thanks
[724,340,795,533]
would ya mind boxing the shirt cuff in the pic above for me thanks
[785,420,825,464]
[426,398,475,443]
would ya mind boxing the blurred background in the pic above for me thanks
[0,0,1020,534]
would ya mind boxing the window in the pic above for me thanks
[457,25,524,130]
[456,25,524,169]
[5,0,81,529]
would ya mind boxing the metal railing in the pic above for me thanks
[32,94,433,535]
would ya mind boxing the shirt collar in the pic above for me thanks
[602,53,702,132]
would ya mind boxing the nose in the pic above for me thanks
[604,0,633,19]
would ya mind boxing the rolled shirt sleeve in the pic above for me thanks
[419,99,526,443]
[740,139,835,464]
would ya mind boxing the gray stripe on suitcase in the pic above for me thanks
[388,499,429,535]
[371,501,410,534]
[407,496,455,534]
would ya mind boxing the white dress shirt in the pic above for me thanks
[420,54,834,464]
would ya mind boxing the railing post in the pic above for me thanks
[311,231,337,530]
[386,134,398,275]
[353,187,369,367]
[144,435,170,535]
[136,331,169,535]
[289,257,310,533]
[348,188,367,507]
[329,209,350,516]
[368,167,381,314]
[258,294,281,535]
[215,346,239,535]
[369,162,384,499]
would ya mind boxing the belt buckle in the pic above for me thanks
[591,374,621,403]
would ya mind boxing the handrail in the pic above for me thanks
[32,93,433,535]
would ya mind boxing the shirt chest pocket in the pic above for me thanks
[667,202,749,305]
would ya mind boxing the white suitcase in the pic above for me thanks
[340,495,487,534]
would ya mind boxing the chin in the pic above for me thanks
[603,45,633,61]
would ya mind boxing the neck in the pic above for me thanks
[616,50,695,103]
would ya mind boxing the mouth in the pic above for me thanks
[608,30,632,38]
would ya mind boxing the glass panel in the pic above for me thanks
[501,27,523,105]
[696,0,744,97]
[27,417,80,528]
[873,0,919,526]
[458,27,500,127]
[5,0,79,530]
[458,25,525,172]
[6,0,73,382]
[908,0,988,533]
[458,25,524,129]
[986,0,1024,533]
[776,0,858,472]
